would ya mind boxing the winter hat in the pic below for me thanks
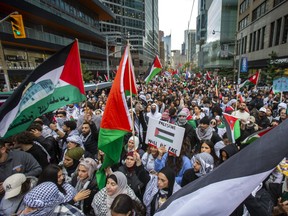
[67,135,83,146]
[178,111,188,117]
[128,136,139,150]
[3,173,26,199]
[79,158,98,178]
[65,147,84,161]
[161,111,170,121]
[181,108,190,116]
[199,116,210,125]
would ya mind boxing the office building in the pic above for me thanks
[237,0,288,76]
[100,0,159,76]
[0,0,115,84]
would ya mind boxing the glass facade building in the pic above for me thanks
[202,0,237,70]
[100,0,159,75]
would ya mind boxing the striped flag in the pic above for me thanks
[222,113,241,144]
[0,40,85,138]
[96,46,137,189]
[154,128,174,143]
[239,71,260,89]
[144,55,162,84]
[155,120,288,216]
[241,127,273,146]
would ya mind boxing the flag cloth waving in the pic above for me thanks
[96,46,137,189]
[0,40,85,138]
[239,71,260,89]
[241,127,273,146]
[155,120,288,216]
[222,113,241,144]
[144,55,162,84]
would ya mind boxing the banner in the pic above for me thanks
[273,77,288,92]
[145,118,185,156]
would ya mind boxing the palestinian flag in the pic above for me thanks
[96,46,137,189]
[144,55,162,84]
[155,127,174,143]
[239,71,259,89]
[155,121,288,216]
[0,40,85,138]
[241,127,273,146]
[222,113,241,144]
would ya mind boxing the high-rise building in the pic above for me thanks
[0,0,115,84]
[202,0,238,71]
[100,0,159,76]
[162,34,172,67]
[185,29,197,63]
[196,0,213,69]
[236,0,288,76]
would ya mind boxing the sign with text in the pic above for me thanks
[145,118,185,156]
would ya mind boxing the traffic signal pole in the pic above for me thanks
[0,11,19,91]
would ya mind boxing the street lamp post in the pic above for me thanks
[106,36,110,81]
[237,32,243,93]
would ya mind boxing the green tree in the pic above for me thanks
[81,63,93,82]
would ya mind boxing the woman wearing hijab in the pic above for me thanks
[70,157,99,215]
[37,164,77,203]
[63,147,85,179]
[143,167,180,216]
[92,171,144,216]
[118,151,150,201]
[19,182,84,215]
[182,152,214,187]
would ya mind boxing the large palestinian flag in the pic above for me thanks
[144,55,162,84]
[96,46,137,189]
[155,120,288,215]
[0,40,85,138]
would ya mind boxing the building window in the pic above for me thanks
[274,0,285,7]
[249,33,253,52]
[252,31,256,51]
[269,22,275,47]
[252,1,267,21]
[261,26,266,49]
[275,18,282,45]
[282,15,288,44]
[239,16,249,31]
[256,29,261,50]
[240,0,250,14]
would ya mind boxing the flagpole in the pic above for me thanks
[127,38,136,141]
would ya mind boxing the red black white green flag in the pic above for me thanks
[144,55,162,84]
[222,113,241,144]
[0,40,85,138]
[96,46,137,189]
[155,121,288,215]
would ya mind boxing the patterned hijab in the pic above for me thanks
[22,182,64,216]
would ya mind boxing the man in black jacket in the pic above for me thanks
[80,121,98,158]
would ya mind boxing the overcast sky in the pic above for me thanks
[158,0,198,50]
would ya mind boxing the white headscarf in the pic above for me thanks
[106,171,128,211]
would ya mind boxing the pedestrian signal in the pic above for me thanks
[10,14,26,39]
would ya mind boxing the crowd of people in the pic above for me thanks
[1,74,288,215]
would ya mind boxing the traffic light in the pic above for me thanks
[10,14,26,39]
